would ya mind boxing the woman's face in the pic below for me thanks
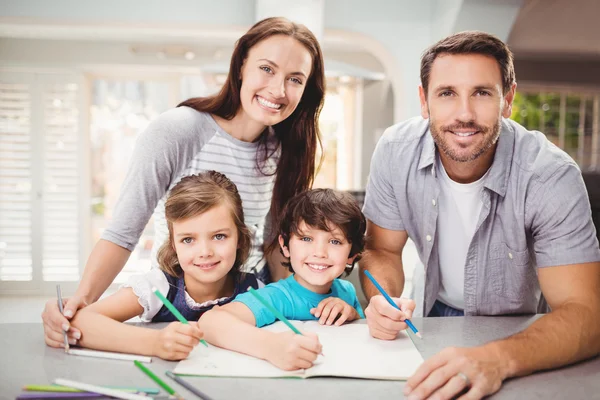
[238,35,313,127]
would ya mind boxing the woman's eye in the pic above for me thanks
[260,66,273,74]
[289,77,303,85]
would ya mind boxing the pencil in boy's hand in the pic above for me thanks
[55,284,70,352]
[151,286,209,347]
[133,360,183,400]
[247,287,324,356]
[363,270,422,339]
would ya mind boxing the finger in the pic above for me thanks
[63,297,83,319]
[334,308,352,326]
[43,323,78,347]
[366,311,406,336]
[405,354,451,395]
[174,331,200,347]
[319,301,337,324]
[433,374,470,400]
[298,332,322,354]
[296,347,319,364]
[170,351,193,361]
[44,303,71,332]
[314,298,334,318]
[399,298,416,320]
[374,298,406,321]
[294,358,313,370]
[407,365,456,400]
[457,385,486,400]
[326,304,343,325]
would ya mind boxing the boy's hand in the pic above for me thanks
[311,297,359,326]
[153,322,203,361]
[266,331,322,371]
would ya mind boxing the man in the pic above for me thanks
[360,31,600,400]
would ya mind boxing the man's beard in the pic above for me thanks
[430,118,501,163]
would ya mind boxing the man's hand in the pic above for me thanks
[364,295,415,339]
[310,297,360,326]
[42,295,88,348]
[404,346,509,400]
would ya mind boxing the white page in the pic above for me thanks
[303,322,424,380]
[174,321,423,380]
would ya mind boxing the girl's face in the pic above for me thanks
[172,204,239,286]
[279,220,355,294]
[238,34,313,128]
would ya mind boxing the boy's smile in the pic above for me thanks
[279,221,355,294]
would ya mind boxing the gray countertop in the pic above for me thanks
[1,316,599,400]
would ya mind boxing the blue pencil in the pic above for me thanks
[364,270,422,339]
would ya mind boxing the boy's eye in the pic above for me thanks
[214,233,227,241]
[300,236,312,242]
[330,239,342,245]
[182,237,193,244]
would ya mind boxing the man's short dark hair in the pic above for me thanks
[278,189,366,275]
[420,30,515,96]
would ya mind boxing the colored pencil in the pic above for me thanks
[17,393,104,399]
[247,287,302,334]
[55,284,70,352]
[165,371,213,400]
[67,348,152,363]
[53,379,147,400]
[22,385,158,394]
[363,270,422,338]
[133,360,182,400]
[151,287,208,347]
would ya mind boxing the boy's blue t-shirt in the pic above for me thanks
[233,275,365,327]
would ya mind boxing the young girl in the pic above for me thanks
[44,16,326,348]
[70,172,259,360]
[200,189,366,371]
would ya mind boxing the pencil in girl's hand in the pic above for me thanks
[134,360,183,400]
[363,270,422,339]
[152,286,209,347]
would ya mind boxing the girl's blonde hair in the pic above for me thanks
[156,171,252,280]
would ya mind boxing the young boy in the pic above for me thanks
[199,189,366,371]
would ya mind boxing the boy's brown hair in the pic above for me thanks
[278,188,366,275]
[156,171,252,280]
[420,30,515,96]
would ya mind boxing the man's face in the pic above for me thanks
[419,53,515,163]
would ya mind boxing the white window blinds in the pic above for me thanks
[0,72,82,286]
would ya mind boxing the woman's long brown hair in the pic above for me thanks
[178,17,325,249]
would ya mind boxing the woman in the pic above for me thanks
[42,16,325,348]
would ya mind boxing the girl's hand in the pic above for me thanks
[266,331,322,371]
[153,322,203,360]
[311,297,360,326]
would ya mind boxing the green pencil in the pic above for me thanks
[248,287,301,334]
[152,286,209,347]
[22,385,159,394]
[134,360,182,399]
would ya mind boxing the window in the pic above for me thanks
[511,90,600,170]
[0,71,82,294]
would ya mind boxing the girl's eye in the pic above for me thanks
[260,66,273,74]
[214,234,226,241]
[182,237,193,244]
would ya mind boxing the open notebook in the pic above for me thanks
[174,321,424,380]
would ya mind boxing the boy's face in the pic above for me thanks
[279,220,355,294]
